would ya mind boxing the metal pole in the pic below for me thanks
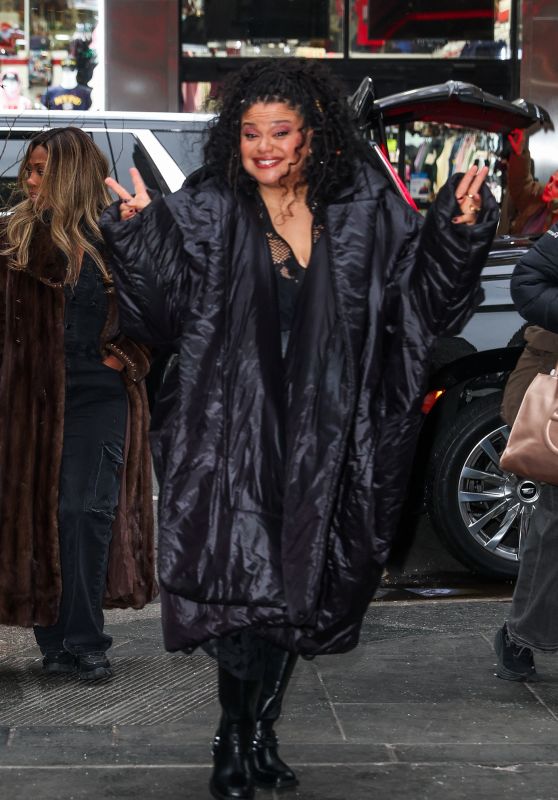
[95,0,106,110]
[24,0,31,89]
[509,0,520,98]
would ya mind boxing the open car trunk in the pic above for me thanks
[351,80,553,215]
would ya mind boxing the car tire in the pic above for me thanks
[426,393,539,579]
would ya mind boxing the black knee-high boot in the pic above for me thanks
[210,665,261,800]
[250,650,298,791]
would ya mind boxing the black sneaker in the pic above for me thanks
[42,650,77,675]
[494,623,538,681]
[77,652,112,681]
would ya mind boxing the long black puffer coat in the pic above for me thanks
[101,162,498,656]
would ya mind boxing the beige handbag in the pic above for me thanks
[500,364,558,484]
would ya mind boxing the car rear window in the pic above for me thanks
[0,130,166,206]
[0,136,33,207]
[92,131,163,196]
[153,130,205,178]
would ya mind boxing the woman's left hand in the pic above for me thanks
[453,164,490,226]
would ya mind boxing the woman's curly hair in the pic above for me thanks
[203,58,368,206]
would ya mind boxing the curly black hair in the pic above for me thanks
[203,58,368,206]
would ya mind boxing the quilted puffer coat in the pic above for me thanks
[511,225,558,330]
[101,161,498,656]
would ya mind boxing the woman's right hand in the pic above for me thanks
[105,167,151,221]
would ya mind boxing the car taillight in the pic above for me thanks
[422,389,445,414]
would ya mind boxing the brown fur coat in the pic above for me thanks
[0,224,157,627]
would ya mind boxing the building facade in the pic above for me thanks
[3,1,558,181]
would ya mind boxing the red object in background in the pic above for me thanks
[354,0,494,49]
[497,0,510,23]
[541,171,558,204]
[371,143,418,210]
[508,128,525,156]
[0,22,23,55]
[354,0,385,48]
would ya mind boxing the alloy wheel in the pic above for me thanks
[457,423,539,563]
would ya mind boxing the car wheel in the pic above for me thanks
[426,393,539,578]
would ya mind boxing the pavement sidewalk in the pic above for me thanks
[1,598,557,800]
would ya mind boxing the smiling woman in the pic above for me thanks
[100,57,499,800]
[239,102,314,266]
[239,103,311,188]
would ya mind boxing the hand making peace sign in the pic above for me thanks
[453,164,489,225]
[105,167,152,221]
[106,164,489,226]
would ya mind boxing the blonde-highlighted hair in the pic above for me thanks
[2,126,112,284]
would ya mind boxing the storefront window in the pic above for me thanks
[350,0,512,59]
[0,0,100,111]
[181,0,345,111]
[182,0,343,58]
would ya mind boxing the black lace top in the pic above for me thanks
[257,197,324,335]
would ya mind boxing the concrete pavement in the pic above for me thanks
[1,598,558,800]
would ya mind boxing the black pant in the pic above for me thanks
[34,356,128,656]
[508,483,558,651]
[201,630,287,681]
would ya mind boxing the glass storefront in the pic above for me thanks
[0,0,100,111]
[350,0,511,58]
[181,0,344,111]
[180,0,514,111]
[181,0,344,59]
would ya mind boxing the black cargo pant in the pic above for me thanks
[507,482,558,652]
[34,355,128,656]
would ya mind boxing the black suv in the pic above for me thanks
[354,80,553,579]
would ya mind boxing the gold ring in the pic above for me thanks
[469,204,480,213]
[467,193,475,198]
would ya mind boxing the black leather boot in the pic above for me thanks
[251,649,298,791]
[210,666,261,800]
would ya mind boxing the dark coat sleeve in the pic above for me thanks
[511,225,558,332]
[406,174,499,337]
[100,195,191,348]
[369,177,498,562]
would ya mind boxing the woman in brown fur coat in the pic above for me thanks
[0,127,157,680]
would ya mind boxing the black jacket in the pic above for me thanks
[511,225,558,331]
[101,162,498,656]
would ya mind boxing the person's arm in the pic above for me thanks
[511,225,558,332]
[396,167,499,338]
[101,193,192,348]
[507,145,543,211]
